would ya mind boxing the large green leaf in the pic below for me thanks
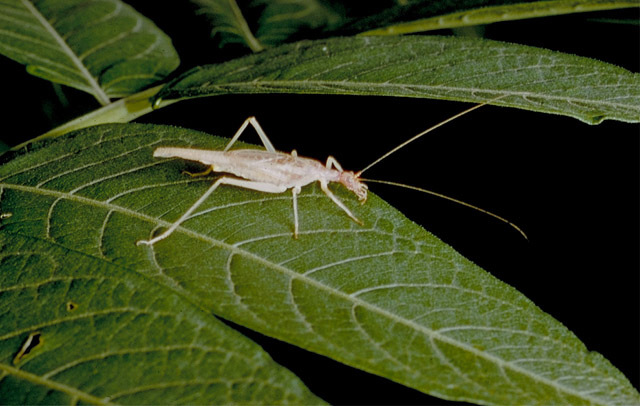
[0,0,180,104]
[156,36,640,124]
[0,123,637,405]
[190,0,342,51]
[0,236,324,404]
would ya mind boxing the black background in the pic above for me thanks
[3,3,638,405]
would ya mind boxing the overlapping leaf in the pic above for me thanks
[156,36,640,124]
[0,0,180,104]
[0,123,638,405]
[191,0,264,51]
[191,0,341,51]
[0,235,324,404]
[0,235,322,403]
[252,0,342,46]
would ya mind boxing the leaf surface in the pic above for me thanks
[0,236,323,402]
[0,0,180,104]
[0,123,638,405]
[156,36,640,124]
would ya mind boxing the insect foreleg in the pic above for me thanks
[137,177,288,246]
[292,186,301,239]
[319,181,363,226]
[326,156,344,171]
[224,116,276,153]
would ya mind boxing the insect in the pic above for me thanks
[137,97,524,246]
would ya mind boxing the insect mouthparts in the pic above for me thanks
[339,171,368,203]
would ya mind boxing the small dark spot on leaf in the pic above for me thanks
[66,301,78,311]
[13,332,43,365]
[151,227,168,238]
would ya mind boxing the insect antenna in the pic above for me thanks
[353,95,525,239]
[356,95,507,177]
[360,177,528,240]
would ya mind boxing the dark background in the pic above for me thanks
[3,3,638,404]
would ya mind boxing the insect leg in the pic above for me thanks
[224,117,276,153]
[137,177,288,246]
[183,165,214,178]
[223,118,252,151]
[325,156,344,171]
[292,186,301,239]
[319,181,363,226]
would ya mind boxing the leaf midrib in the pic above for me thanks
[225,0,263,52]
[181,81,639,112]
[0,182,606,405]
[19,0,110,105]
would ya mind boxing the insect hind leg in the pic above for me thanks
[137,177,288,246]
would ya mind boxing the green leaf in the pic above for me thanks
[191,0,265,52]
[1,123,638,405]
[0,232,323,403]
[342,0,640,35]
[155,36,640,124]
[252,0,343,47]
[191,0,342,51]
[0,0,180,105]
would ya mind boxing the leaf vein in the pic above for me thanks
[41,344,232,380]
[0,363,113,405]
[18,0,109,104]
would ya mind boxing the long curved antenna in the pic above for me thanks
[356,95,507,177]
[360,178,528,240]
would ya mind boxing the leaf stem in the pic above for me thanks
[10,85,175,152]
